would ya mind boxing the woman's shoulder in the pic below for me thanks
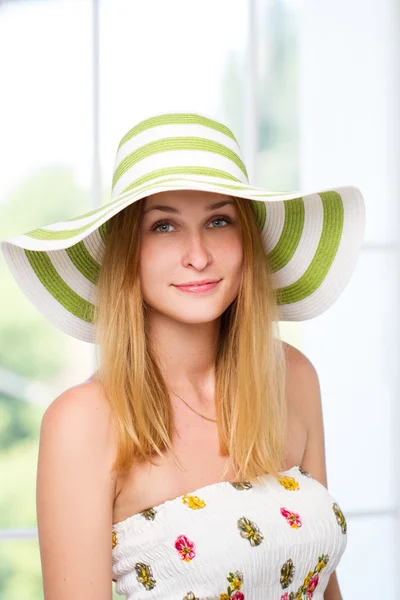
[37,377,117,596]
[282,340,313,368]
[42,376,116,468]
[47,374,107,415]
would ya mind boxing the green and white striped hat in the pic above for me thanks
[0,111,366,343]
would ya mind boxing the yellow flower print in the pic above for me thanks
[230,480,253,490]
[315,556,328,573]
[332,502,347,534]
[134,562,156,590]
[220,570,244,598]
[231,576,242,590]
[112,530,117,549]
[182,494,207,509]
[280,558,295,589]
[237,516,264,546]
[290,553,329,598]
[228,569,243,590]
[303,570,313,586]
[279,476,300,491]
[141,508,157,520]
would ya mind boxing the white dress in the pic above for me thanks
[111,465,347,599]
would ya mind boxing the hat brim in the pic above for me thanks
[0,174,366,342]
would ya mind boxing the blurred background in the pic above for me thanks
[0,0,399,597]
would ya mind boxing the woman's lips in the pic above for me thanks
[173,280,221,293]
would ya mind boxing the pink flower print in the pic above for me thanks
[175,534,196,562]
[306,573,319,598]
[280,594,289,600]
[280,507,302,529]
[231,592,244,599]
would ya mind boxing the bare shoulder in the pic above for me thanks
[37,379,117,598]
[41,377,118,497]
[282,340,320,389]
[282,340,321,414]
[282,341,328,488]
[282,340,316,371]
[43,377,110,424]
[42,378,116,464]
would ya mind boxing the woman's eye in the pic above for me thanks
[151,216,233,234]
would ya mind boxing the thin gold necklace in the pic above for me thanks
[169,389,218,423]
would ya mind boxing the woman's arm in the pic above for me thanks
[37,382,117,599]
[324,570,343,600]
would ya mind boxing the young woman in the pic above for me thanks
[0,112,366,599]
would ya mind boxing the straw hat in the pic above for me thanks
[0,111,366,343]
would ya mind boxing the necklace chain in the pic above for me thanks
[169,389,218,423]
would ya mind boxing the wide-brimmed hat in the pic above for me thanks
[0,111,366,343]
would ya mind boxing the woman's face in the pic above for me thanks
[139,190,244,324]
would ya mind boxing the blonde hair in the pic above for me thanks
[93,195,287,485]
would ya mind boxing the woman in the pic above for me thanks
[0,111,366,599]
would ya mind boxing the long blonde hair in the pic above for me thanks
[93,195,287,485]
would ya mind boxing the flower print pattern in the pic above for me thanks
[280,558,295,589]
[280,553,330,599]
[237,516,264,546]
[175,534,196,562]
[135,562,156,590]
[111,465,347,597]
[220,593,245,600]
[279,475,300,491]
[314,554,330,573]
[297,553,329,599]
[303,571,320,598]
[141,507,157,520]
[219,570,245,599]
[280,507,303,529]
[182,494,207,509]
[112,530,117,549]
[332,502,347,534]
[230,481,253,491]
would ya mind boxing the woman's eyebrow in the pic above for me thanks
[143,200,235,215]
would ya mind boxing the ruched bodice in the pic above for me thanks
[111,465,347,599]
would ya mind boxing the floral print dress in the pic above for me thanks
[111,465,347,599]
